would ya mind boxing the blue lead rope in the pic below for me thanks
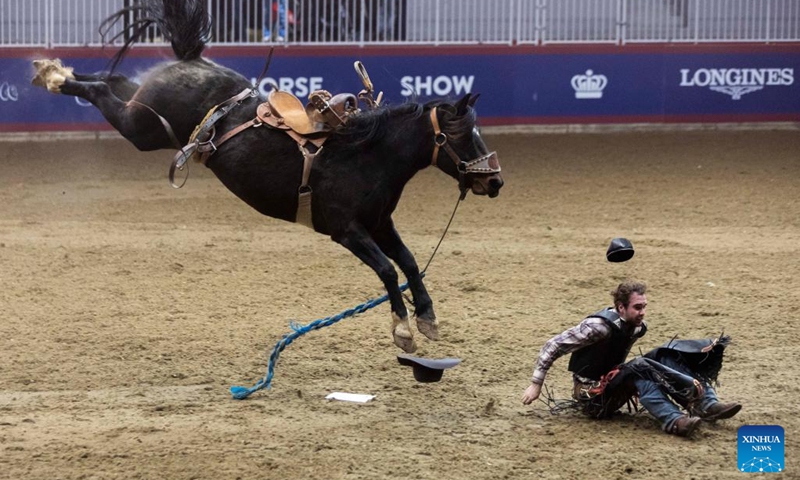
[231,191,461,399]
[230,279,414,400]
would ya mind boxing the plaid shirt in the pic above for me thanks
[531,315,645,385]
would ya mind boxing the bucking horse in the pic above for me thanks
[30,0,504,353]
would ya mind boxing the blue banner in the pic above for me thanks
[1,46,798,131]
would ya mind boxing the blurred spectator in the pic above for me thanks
[297,0,406,42]
[263,0,289,41]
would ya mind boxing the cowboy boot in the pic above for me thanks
[667,415,702,437]
[697,402,742,421]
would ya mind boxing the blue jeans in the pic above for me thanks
[634,356,719,430]
[263,1,287,40]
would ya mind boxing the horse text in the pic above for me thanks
[253,77,324,98]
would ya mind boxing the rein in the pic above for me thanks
[416,106,505,280]
[421,190,463,275]
[419,106,502,272]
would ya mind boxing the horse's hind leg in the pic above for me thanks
[32,59,171,150]
[63,80,173,150]
[373,222,439,341]
[32,59,139,99]
[334,225,417,353]
[74,72,140,101]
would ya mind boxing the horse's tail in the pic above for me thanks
[100,0,211,74]
[146,0,212,61]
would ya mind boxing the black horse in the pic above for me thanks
[31,0,504,353]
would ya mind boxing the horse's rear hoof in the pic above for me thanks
[416,317,440,341]
[31,59,74,93]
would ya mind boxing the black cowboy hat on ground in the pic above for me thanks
[397,354,462,382]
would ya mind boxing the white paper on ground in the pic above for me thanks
[325,392,376,403]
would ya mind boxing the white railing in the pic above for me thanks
[1,0,798,47]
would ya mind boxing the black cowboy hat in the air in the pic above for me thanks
[397,354,462,382]
[607,237,635,262]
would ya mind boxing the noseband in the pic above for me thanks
[429,107,500,181]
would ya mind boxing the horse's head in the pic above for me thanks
[429,94,504,198]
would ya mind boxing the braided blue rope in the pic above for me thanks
[230,192,460,400]
[230,280,413,399]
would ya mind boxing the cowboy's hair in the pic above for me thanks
[611,280,647,308]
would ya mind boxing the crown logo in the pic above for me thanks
[571,69,607,99]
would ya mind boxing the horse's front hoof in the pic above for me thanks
[31,59,75,93]
[393,331,417,353]
[392,313,417,353]
[416,315,440,341]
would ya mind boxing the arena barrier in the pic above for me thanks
[1,44,798,132]
[4,0,800,47]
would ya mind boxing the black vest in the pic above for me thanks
[567,307,647,381]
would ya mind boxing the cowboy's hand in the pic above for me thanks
[522,383,542,405]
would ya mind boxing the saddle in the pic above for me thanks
[261,89,358,135]
[644,334,731,385]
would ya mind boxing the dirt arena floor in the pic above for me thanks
[1,128,798,479]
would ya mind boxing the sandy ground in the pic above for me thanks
[1,129,799,479]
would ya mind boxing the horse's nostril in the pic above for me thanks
[490,178,504,190]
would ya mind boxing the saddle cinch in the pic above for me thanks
[172,61,382,229]
[256,89,359,228]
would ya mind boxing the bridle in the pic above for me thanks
[429,107,500,198]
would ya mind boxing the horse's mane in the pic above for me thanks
[333,103,424,148]
[330,99,477,152]
[99,0,212,76]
